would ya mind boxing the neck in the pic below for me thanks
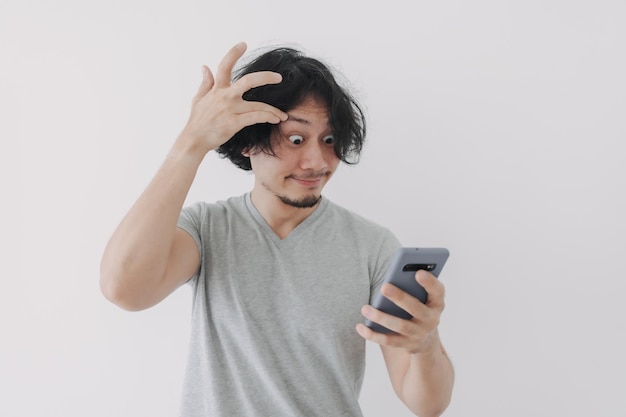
[249,188,320,239]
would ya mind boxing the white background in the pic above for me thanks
[2,0,625,416]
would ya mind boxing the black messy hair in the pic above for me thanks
[215,46,366,170]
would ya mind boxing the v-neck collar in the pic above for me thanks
[244,192,329,244]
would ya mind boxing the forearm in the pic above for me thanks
[397,333,454,417]
[100,43,288,308]
[100,135,206,304]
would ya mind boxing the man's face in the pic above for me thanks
[247,96,340,209]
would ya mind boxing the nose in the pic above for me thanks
[299,141,329,171]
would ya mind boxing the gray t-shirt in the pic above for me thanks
[177,194,400,417]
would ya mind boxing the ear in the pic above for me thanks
[242,146,251,157]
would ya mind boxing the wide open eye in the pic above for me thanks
[288,135,304,145]
[323,135,335,145]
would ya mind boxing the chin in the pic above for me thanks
[277,193,321,209]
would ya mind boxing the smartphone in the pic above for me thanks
[364,247,449,334]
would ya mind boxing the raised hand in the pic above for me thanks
[180,42,288,153]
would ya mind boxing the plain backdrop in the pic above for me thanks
[1,0,625,416]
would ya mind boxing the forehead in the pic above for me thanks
[284,96,330,128]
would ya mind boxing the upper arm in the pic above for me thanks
[111,227,200,311]
[157,227,201,297]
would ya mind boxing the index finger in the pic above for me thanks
[416,270,446,307]
[215,42,247,88]
[231,71,283,97]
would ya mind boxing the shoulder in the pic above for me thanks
[321,199,401,280]
[181,195,247,221]
[322,199,401,256]
[325,199,395,237]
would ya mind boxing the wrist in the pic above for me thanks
[410,330,441,357]
[171,130,213,163]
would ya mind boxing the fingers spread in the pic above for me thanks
[233,100,287,121]
[215,42,247,88]
[235,110,282,128]
[232,71,283,97]
[193,65,215,102]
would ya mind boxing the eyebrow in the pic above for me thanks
[284,114,310,125]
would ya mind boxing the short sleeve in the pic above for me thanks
[177,202,205,283]
[369,229,402,304]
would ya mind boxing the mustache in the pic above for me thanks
[287,171,331,180]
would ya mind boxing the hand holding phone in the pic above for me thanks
[364,247,449,334]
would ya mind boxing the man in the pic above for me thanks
[100,41,454,417]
